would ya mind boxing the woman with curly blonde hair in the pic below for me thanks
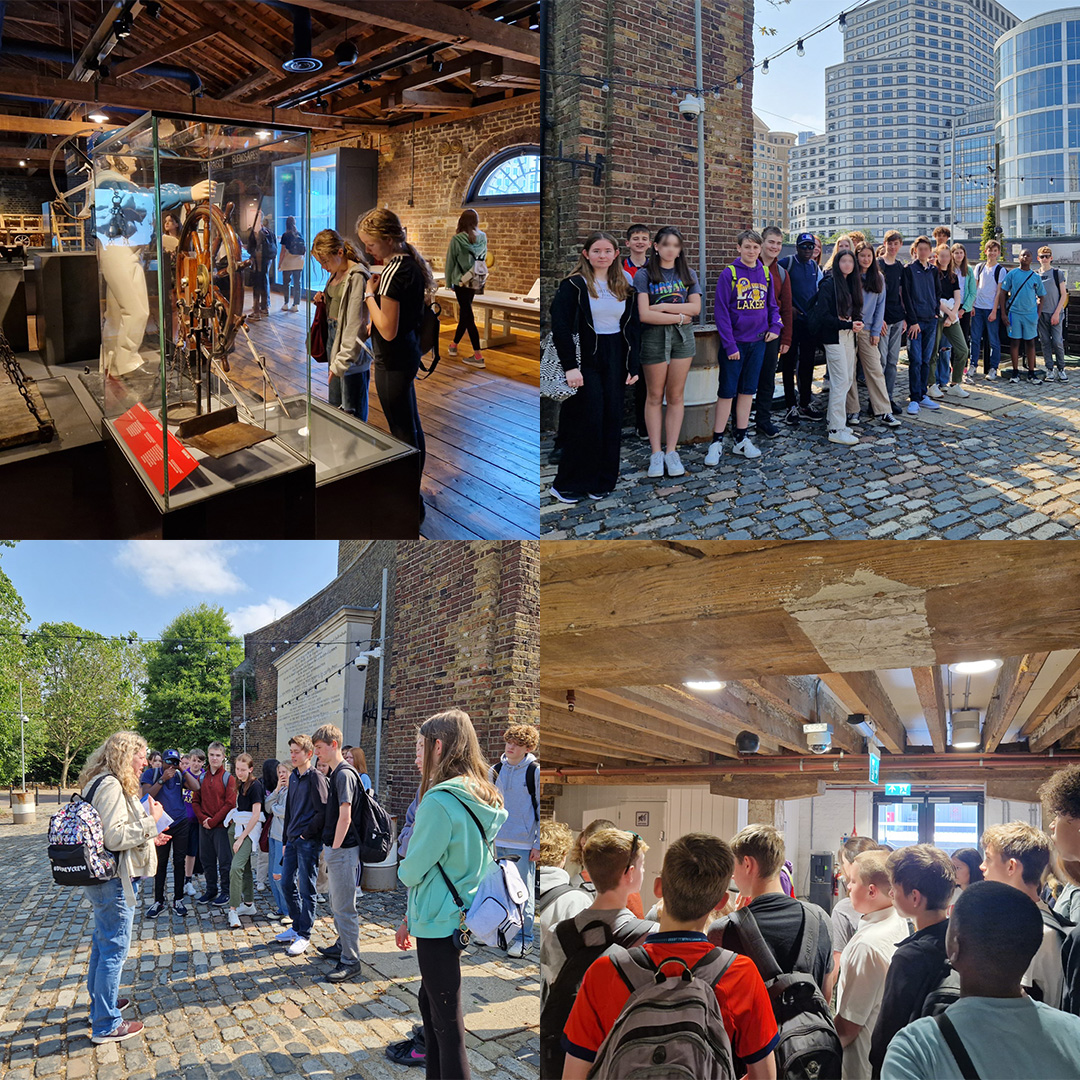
[397,710,507,1079]
[78,731,170,1044]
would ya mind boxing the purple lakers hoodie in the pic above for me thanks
[714,261,783,357]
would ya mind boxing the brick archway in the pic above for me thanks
[450,125,541,211]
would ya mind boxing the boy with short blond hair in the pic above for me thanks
[1037,245,1068,380]
[835,850,910,1079]
[537,820,592,936]
[561,833,778,1080]
[490,723,540,957]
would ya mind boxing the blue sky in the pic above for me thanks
[2,542,339,640]
[752,0,1066,135]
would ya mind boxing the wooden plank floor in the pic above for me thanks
[233,309,540,539]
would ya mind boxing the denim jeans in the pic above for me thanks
[882,321,904,401]
[324,844,361,963]
[496,845,536,947]
[268,836,288,916]
[85,877,137,1038]
[283,268,302,307]
[969,307,1000,372]
[282,836,320,939]
[906,320,938,402]
[329,368,371,421]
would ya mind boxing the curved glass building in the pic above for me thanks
[996,9,1080,237]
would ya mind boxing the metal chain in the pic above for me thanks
[0,328,45,426]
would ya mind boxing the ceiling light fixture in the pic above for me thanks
[685,679,726,692]
[948,659,1002,675]
[88,111,109,123]
[950,708,981,749]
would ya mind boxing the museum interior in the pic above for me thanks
[0,0,540,541]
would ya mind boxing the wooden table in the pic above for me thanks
[435,287,541,349]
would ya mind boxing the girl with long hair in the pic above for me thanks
[951,242,976,357]
[279,214,305,312]
[809,249,864,446]
[548,231,641,503]
[311,228,372,421]
[851,241,900,428]
[634,226,702,479]
[265,761,290,921]
[933,243,970,398]
[357,207,434,521]
[445,208,488,367]
[397,710,508,1079]
[823,233,855,275]
[226,752,264,928]
[79,731,170,1044]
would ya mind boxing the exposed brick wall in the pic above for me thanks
[0,175,54,216]
[541,0,755,325]
[313,103,540,295]
[385,541,539,820]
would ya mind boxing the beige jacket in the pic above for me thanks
[83,772,158,905]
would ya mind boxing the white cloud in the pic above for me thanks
[115,541,247,597]
[227,596,296,636]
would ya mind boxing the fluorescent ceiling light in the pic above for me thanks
[88,111,109,123]
[685,680,726,692]
[948,659,1002,675]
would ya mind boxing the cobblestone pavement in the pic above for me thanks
[0,816,538,1080]
[541,362,1080,540]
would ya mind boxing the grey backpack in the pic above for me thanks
[587,945,738,1080]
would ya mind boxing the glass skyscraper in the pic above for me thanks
[942,102,996,239]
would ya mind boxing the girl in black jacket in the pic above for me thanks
[549,232,641,503]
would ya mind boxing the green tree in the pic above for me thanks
[28,623,144,787]
[981,194,998,258]
[0,542,40,787]
[139,605,243,754]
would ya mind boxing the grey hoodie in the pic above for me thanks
[490,751,539,850]
[328,261,373,377]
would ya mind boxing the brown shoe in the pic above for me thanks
[92,1020,144,1044]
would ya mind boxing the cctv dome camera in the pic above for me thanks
[803,723,833,755]
[678,94,705,121]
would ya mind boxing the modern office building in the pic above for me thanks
[788,133,830,235]
[942,102,996,239]
[995,9,1080,238]
[753,112,795,231]
[819,0,1016,238]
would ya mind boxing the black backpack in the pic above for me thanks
[492,759,539,821]
[418,300,443,379]
[539,915,655,1080]
[335,763,393,864]
[919,960,960,1018]
[282,230,306,256]
[723,904,843,1080]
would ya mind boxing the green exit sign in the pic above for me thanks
[886,783,912,796]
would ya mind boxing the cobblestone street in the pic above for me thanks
[0,816,539,1080]
[541,363,1080,539]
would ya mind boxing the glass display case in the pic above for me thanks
[88,111,313,514]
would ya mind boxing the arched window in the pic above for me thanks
[465,145,540,206]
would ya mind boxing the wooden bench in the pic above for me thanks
[435,280,540,349]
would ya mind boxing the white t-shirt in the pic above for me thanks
[836,906,910,1080]
[974,261,1003,310]
[588,280,626,335]
[1023,901,1066,1008]
[880,995,1080,1080]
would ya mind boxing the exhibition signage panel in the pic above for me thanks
[113,402,198,494]
[868,744,881,785]
[885,783,912,796]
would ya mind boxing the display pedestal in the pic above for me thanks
[0,265,28,352]
[34,252,100,366]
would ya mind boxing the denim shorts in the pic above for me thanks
[716,339,766,398]
[640,322,696,364]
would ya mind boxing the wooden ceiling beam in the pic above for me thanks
[1028,695,1080,753]
[710,777,826,800]
[379,89,538,132]
[540,703,711,765]
[332,50,484,114]
[540,730,667,765]
[818,671,907,753]
[0,115,121,136]
[110,28,220,79]
[157,0,285,74]
[982,653,1050,752]
[911,665,947,753]
[1018,651,1080,737]
[0,147,55,163]
[747,675,862,754]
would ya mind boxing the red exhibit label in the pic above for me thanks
[113,403,199,495]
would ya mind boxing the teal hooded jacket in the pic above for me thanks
[444,230,488,288]
[398,775,508,939]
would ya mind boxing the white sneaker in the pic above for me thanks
[986,368,998,379]
[664,450,685,476]
[828,428,859,445]
[1060,369,1069,381]
[949,384,970,398]
[732,437,761,459]
[237,903,256,916]
[549,487,578,504]
[228,909,241,928]
[920,395,941,410]
[927,383,944,399]
[184,881,196,897]
[647,451,665,477]
[286,936,310,957]
[506,939,532,958]
[704,439,723,466]
[275,928,298,943]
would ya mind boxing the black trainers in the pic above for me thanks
[326,961,365,983]
[797,405,826,422]
[172,900,187,917]
[782,406,800,426]
[212,892,230,907]
[386,1035,426,1067]
[196,891,216,904]
[146,902,164,919]
[755,419,781,438]
[318,942,342,959]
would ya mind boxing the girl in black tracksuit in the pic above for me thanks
[549,231,641,502]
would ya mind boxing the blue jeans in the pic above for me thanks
[969,307,1000,372]
[283,269,302,307]
[268,836,288,916]
[496,845,536,947]
[282,836,320,939]
[906,320,937,402]
[85,877,137,1038]
[329,368,370,421]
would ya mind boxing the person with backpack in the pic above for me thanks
[979,821,1068,1007]
[835,850,910,1079]
[756,226,792,440]
[968,239,1005,379]
[536,820,592,937]
[311,723,368,983]
[312,228,373,422]
[868,846,956,1078]
[1039,763,1080,1014]
[1037,247,1068,381]
[779,232,826,425]
[397,709,508,1080]
[707,229,783,465]
[562,832,778,1080]
[140,747,200,919]
[444,208,488,369]
[279,215,306,313]
[1001,249,1047,385]
[192,741,236,908]
[880,881,1080,1080]
[877,231,906,411]
[358,207,434,522]
[77,731,170,1044]
[490,723,541,957]
[245,209,277,320]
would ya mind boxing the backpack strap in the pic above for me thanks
[526,761,539,822]
[85,774,110,806]
[793,901,822,977]
[607,943,658,995]
[692,944,739,989]
[935,1013,981,1080]
[536,882,577,915]
[727,906,784,982]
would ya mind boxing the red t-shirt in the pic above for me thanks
[563,931,779,1069]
